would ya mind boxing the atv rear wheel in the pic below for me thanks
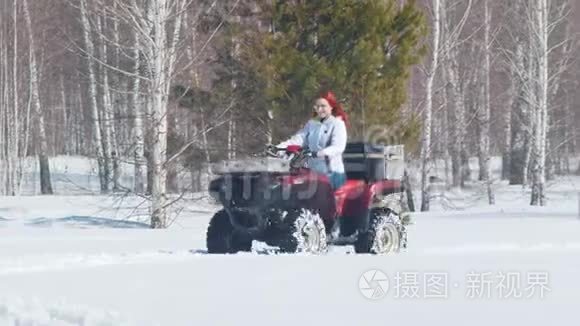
[278,208,327,254]
[354,208,402,254]
[206,210,253,254]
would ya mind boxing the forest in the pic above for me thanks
[0,0,578,227]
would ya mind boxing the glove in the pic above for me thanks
[265,144,278,157]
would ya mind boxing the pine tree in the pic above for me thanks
[239,0,428,146]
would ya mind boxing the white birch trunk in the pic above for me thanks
[481,0,494,204]
[200,107,212,175]
[22,58,33,176]
[75,79,84,155]
[97,15,118,192]
[564,95,573,173]
[228,13,240,161]
[508,7,528,185]
[60,71,69,155]
[9,0,20,195]
[112,0,123,158]
[502,83,512,181]
[440,0,465,189]
[522,35,536,188]
[421,0,440,212]
[23,0,53,195]
[148,0,169,228]
[232,121,237,159]
[131,31,146,194]
[446,49,466,188]
[228,120,233,160]
[80,0,108,193]
[164,1,184,194]
[530,0,548,206]
[0,13,6,195]
[12,1,19,195]
[165,1,184,96]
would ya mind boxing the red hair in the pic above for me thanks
[317,90,349,128]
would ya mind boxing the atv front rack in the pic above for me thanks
[212,157,292,174]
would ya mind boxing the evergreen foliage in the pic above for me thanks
[240,0,429,146]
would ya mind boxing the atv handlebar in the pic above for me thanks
[265,145,314,169]
[266,145,313,157]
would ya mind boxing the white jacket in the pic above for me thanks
[277,115,347,174]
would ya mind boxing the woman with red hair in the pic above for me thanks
[277,90,349,189]
[317,90,349,128]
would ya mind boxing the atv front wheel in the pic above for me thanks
[354,208,402,254]
[278,208,327,254]
[206,210,253,254]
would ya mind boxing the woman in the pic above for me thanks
[276,91,348,190]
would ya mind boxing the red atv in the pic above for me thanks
[206,142,408,254]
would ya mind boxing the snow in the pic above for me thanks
[1,157,580,325]
[0,298,135,326]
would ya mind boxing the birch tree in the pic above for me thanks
[91,0,188,227]
[502,0,573,205]
[9,0,19,195]
[420,0,441,211]
[0,0,7,194]
[80,0,108,193]
[529,0,549,206]
[131,31,146,194]
[547,7,576,177]
[441,0,472,189]
[96,13,118,192]
[503,0,530,186]
[479,0,494,204]
[23,0,53,195]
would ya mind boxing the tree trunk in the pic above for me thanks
[563,95,572,174]
[163,0,184,196]
[530,0,548,206]
[166,163,179,193]
[441,67,451,187]
[97,15,117,192]
[508,20,529,186]
[522,27,537,188]
[131,32,146,194]
[402,170,415,212]
[188,23,212,178]
[165,107,178,194]
[421,0,440,212]
[23,0,53,195]
[80,0,107,193]
[446,49,467,189]
[10,0,20,195]
[60,71,69,155]
[480,0,494,204]
[148,0,169,228]
[112,0,124,179]
[502,88,512,180]
[228,119,234,160]
[200,107,212,176]
[146,96,153,196]
[0,14,6,195]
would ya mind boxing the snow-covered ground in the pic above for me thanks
[1,157,579,325]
